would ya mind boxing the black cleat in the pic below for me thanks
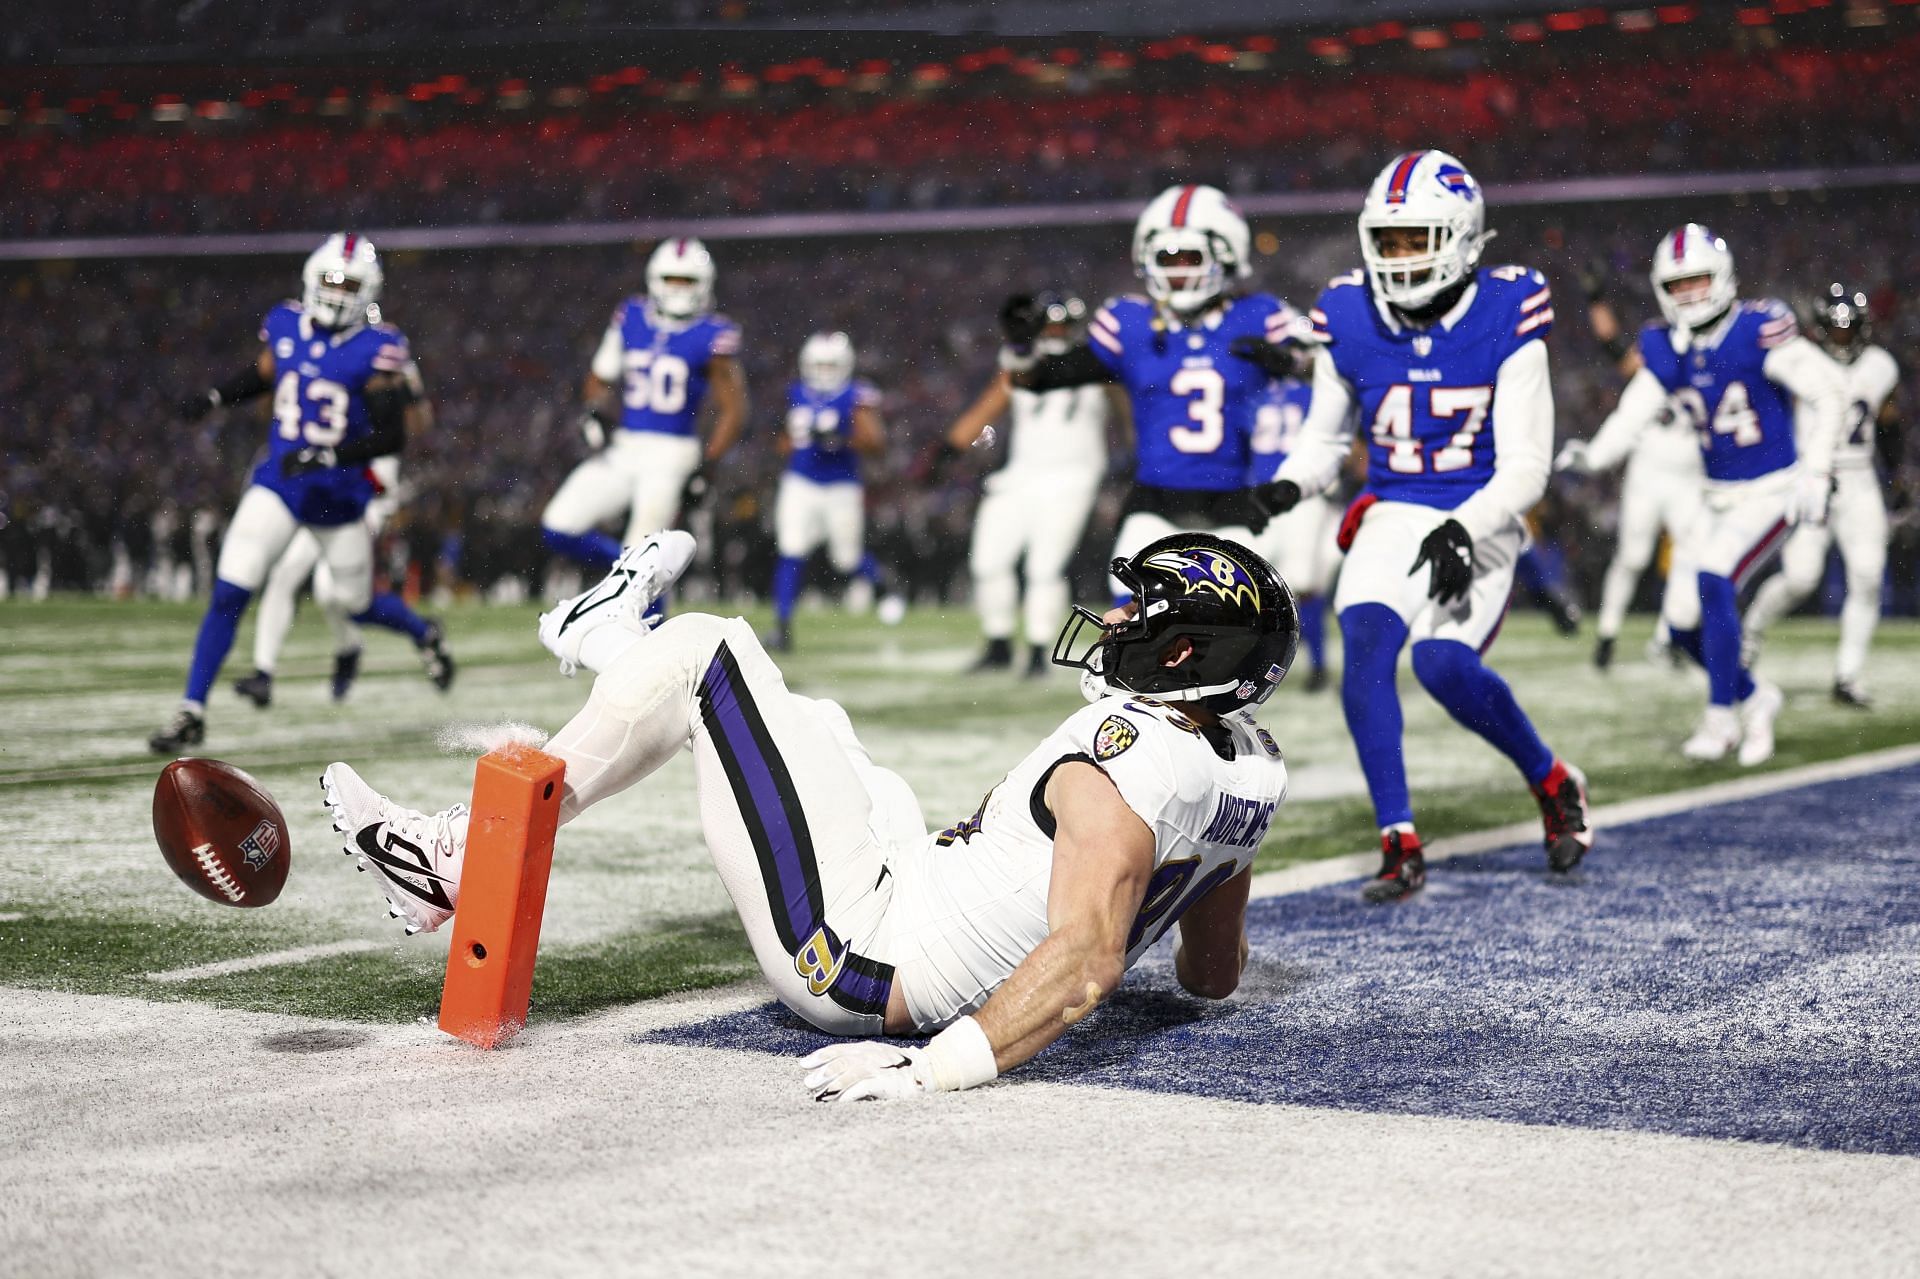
[1593,636,1615,671]
[1362,829,1426,903]
[331,648,362,703]
[1545,588,1582,637]
[970,638,1014,672]
[1022,644,1050,679]
[148,708,206,755]
[232,669,274,709]
[1532,759,1593,873]
[1832,681,1874,710]
[1303,665,1330,694]
[762,623,793,654]
[417,620,456,692]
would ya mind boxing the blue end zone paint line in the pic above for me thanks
[643,763,1920,1155]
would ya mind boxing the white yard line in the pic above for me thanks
[144,939,388,984]
[1249,741,1920,901]
[0,912,24,922]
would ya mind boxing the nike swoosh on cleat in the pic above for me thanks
[562,577,630,629]
[355,824,455,909]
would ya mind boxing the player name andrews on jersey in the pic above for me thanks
[258,301,411,526]
[1089,292,1302,491]
[1309,264,1553,507]
[784,378,882,485]
[1637,300,1801,482]
[608,299,741,437]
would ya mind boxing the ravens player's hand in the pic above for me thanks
[1239,480,1302,536]
[679,465,712,513]
[999,293,1047,348]
[178,390,218,421]
[1409,519,1474,606]
[280,445,339,478]
[1229,336,1310,381]
[1577,254,1611,303]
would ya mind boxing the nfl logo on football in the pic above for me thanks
[238,820,281,871]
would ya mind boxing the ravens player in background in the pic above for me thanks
[998,184,1310,596]
[1252,150,1592,900]
[540,237,747,574]
[152,233,417,753]
[322,529,1297,1098]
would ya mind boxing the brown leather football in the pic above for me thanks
[152,758,291,907]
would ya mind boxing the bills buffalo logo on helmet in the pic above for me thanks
[238,820,281,871]
[1094,715,1139,762]
[1434,163,1478,198]
[1143,548,1262,611]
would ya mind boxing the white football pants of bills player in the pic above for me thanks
[774,474,865,573]
[547,613,925,1035]
[970,465,1102,644]
[543,430,703,547]
[1596,421,1704,641]
[1659,470,1795,632]
[1335,501,1525,648]
[216,486,373,617]
[1251,491,1342,600]
[1742,466,1888,683]
[252,460,401,671]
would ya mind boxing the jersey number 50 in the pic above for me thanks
[623,351,691,416]
[273,372,349,447]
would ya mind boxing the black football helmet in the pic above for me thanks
[1811,282,1872,363]
[1052,532,1299,714]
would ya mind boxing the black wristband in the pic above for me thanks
[1599,332,1632,363]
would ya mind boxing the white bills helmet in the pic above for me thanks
[1358,150,1489,312]
[798,331,855,394]
[1651,224,1737,334]
[1132,184,1251,317]
[647,237,716,321]
[301,232,383,331]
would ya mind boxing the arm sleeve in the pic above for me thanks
[1022,344,1118,392]
[1763,337,1848,477]
[1583,365,1669,473]
[1272,349,1355,494]
[590,319,624,383]
[1449,339,1553,544]
[331,381,412,465]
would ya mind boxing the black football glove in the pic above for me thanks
[578,406,612,451]
[1229,336,1310,382]
[1409,519,1474,606]
[178,390,218,422]
[1576,254,1611,304]
[999,293,1048,348]
[280,445,338,478]
[1239,479,1302,535]
[679,465,712,513]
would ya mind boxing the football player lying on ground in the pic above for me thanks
[323,529,1298,1099]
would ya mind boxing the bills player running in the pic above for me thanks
[1558,226,1847,764]
[1002,185,1309,591]
[767,332,899,652]
[151,233,416,753]
[1741,284,1903,706]
[234,361,453,707]
[541,238,747,571]
[1246,377,1340,691]
[322,531,1296,1097]
[945,292,1113,676]
[1250,149,1592,900]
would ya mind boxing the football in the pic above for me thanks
[151,758,291,908]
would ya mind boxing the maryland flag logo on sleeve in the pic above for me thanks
[1094,715,1138,762]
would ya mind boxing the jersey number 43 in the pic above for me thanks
[274,372,349,447]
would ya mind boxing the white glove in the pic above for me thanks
[1786,470,1833,527]
[578,408,610,451]
[802,1040,934,1103]
[1553,440,1591,474]
[996,343,1039,375]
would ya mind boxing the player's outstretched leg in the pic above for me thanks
[1339,604,1425,901]
[150,578,253,753]
[539,530,698,677]
[353,591,456,691]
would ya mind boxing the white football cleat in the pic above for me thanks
[321,762,468,935]
[1681,706,1742,762]
[1736,680,1784,767]
[538,529,697,676]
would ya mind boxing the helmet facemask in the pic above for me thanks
[301,234,381,331]
[1360,217,1480,313]
[646,239,717,322]
[1139,230,1229,318]
[1651,226,1737,337]
[1813,284,1871,364]
[799,332,856,394]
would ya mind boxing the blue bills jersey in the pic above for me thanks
[609,299,741,438]
[253,302,410,526]
[784,379,881,485]
[1088,292,1303,492]
[1637,301,1800,482]
[1245,378,1313,481]
[1310,265,1553,510]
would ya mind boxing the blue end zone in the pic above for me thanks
[641,763,1920,1156]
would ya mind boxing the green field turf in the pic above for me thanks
[4,596,1917,1024]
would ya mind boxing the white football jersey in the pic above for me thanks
[1804,345,1899,471]
[1003,383,1108,475]
[882,694,1288,1030]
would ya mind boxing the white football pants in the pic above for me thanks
[217,486,372,616]
[252,493,398,672]
[546,613,926,1036]
[774,474,865,572]
[542,430,702,547]
[1250,491,1341,599]
[1335,501,1526,650]
[1742,467,1888,683]
[1661,470,1795,632]
[970,468,1101,643]
[1596,431,1705,641]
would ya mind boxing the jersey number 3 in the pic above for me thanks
[1168,367,1226,454]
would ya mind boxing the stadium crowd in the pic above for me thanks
[6,38,1920,237]
[4,195,1916,617]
